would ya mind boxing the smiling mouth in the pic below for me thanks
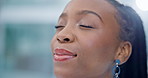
[53,49,77,61]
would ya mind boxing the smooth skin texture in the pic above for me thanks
[51,0,132,78]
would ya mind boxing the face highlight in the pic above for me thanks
[51,0,122,78]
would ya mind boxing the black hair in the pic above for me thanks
[107,0,136,43]
[106,0,147,78]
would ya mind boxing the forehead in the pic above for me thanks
[64,0,116,16]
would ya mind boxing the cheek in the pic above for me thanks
[79,31,116,56]
[76,31,117,72]
[79,34,114,62]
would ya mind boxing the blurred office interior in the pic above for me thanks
[0,0,148,78]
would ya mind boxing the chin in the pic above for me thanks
[54,67,82,78]
[54,71,74,78]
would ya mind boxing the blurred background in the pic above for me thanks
[0,0,147,78]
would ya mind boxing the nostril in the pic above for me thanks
[64,38,70,42]
[57,38,60,42]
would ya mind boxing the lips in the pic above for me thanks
[53,49,77,61]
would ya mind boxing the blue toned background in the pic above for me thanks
[0,0,147,78]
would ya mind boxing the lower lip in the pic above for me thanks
[54,54,76,61]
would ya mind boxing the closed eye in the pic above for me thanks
[79,25,94,29]
[55,26,65,29]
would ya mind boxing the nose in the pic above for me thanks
[56,29,75,43]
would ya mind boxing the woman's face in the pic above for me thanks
[51,0,121,78]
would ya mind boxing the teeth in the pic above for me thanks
[54,53,76,56]
[54,53,68,55]
[54,54,74,59]
[55,53,63,55]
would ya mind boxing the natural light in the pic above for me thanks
[136,0,148,11]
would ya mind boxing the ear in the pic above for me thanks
[115,41,132,65]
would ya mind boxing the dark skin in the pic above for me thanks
[51,0,132,78]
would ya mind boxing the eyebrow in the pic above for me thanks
[59,10,104,23]
[78,10,104,23]
[59,13,67,18]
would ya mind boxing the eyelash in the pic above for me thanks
[55,26,65,29]
[79,25,94,29]
[55,25,94,29]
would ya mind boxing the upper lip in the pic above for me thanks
[54,48,77,56]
